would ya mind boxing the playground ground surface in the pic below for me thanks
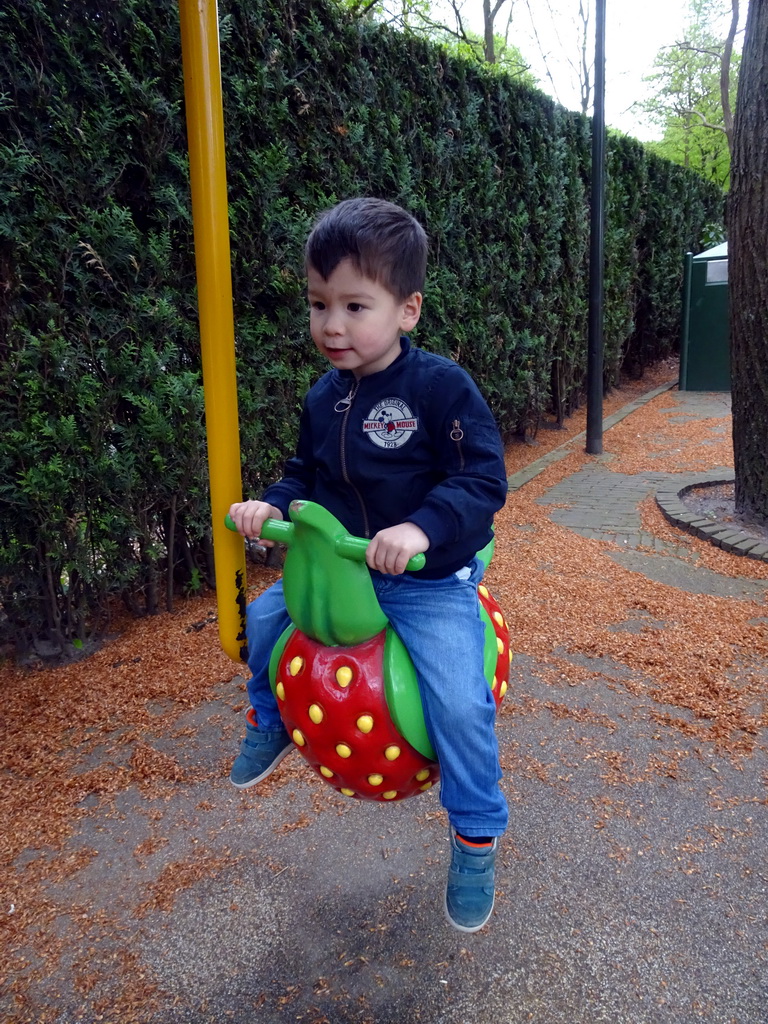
[2,360,768,1023]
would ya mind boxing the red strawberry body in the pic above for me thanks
[478,583,511,708]
[274,630,439,800]
[273,585,510,802]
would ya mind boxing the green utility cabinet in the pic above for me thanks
[679,241,730,391]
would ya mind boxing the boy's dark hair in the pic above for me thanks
[305,197,428,300]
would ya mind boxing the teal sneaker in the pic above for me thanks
[230,709,294,789]
[444,828,498,933]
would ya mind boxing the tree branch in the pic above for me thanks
[446,0,474,48]
[679,107,728,134]
[523,0,562,104]
[678,43,726,60]
[350,0,381,16]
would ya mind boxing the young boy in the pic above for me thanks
[228,197,508,933]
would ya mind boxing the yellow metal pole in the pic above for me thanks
[178,0,247,662]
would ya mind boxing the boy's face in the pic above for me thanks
[307,259,422,379]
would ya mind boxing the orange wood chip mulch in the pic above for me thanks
[491,368,767,755]
[2,359,767,1021]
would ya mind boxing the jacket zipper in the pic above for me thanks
[451,418,465,471]
[336,381,371,538]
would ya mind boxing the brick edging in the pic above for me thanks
[655,475,768,562]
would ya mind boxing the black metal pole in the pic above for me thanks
[679,251,693,390]
[586,0,606,455]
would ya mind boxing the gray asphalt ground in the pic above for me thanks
[8,389,768,1024]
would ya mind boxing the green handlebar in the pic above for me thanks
[333,533,426,571]
[224,514,290,544]
[225,514,425,571]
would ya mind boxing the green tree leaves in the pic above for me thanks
[640,0,741,189]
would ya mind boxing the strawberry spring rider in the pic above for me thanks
[226,500,510,802]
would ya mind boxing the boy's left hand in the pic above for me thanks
[366,523,430,575]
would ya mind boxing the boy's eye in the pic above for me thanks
[310,300,326,310]
[347,303,363,312]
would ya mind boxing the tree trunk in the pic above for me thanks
[483,0,495,63]
[727,0,768,523]
[166,494,176,613]
[720,0,739,150]
[579,0,591,114]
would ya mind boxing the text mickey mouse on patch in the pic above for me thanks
[362,399,419,449]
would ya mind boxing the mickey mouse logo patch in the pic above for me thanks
[363,399,418,449]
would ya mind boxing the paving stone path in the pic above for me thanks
[512,388,768,602]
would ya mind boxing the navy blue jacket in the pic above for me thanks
[263,337,508,578]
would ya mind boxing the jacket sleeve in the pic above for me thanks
[403,365,507,550]
[261,398,316,517]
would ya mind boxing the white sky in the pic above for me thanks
[441,0,694,140]
[522,0,691,139]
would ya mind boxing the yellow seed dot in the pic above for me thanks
[341,788,356,797]
[308,703,324,724]
[335,666,353,687]
[289,656,304,676]
[276,682,286,701]
[509,649,513,664]
[478,584,489,598]
[496,636,504,655]
[292,728,305,746]
[319,765,334,778]
[382,790,398,800]
[419,781,434,791]
[500,680,508,698]
[336,743,352,758]
[415,768,431,781]
[356,714,374,733]
[367,773,384,786]
[491,676,497,691]
[384,745,401,761]
[493,610,505,627]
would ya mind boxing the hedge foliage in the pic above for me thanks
[0,0,723,654]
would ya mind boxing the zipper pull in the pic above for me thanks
[450,419,464,441]
[334,383,359,413]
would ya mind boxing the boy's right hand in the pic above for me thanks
[228,500,283,544]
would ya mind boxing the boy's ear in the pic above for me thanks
[400,291,422,331]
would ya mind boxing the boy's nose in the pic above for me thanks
[323,309,344,335]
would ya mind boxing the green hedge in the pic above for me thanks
[0,0,723,654]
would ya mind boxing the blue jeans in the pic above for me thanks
[243,560,508,838]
